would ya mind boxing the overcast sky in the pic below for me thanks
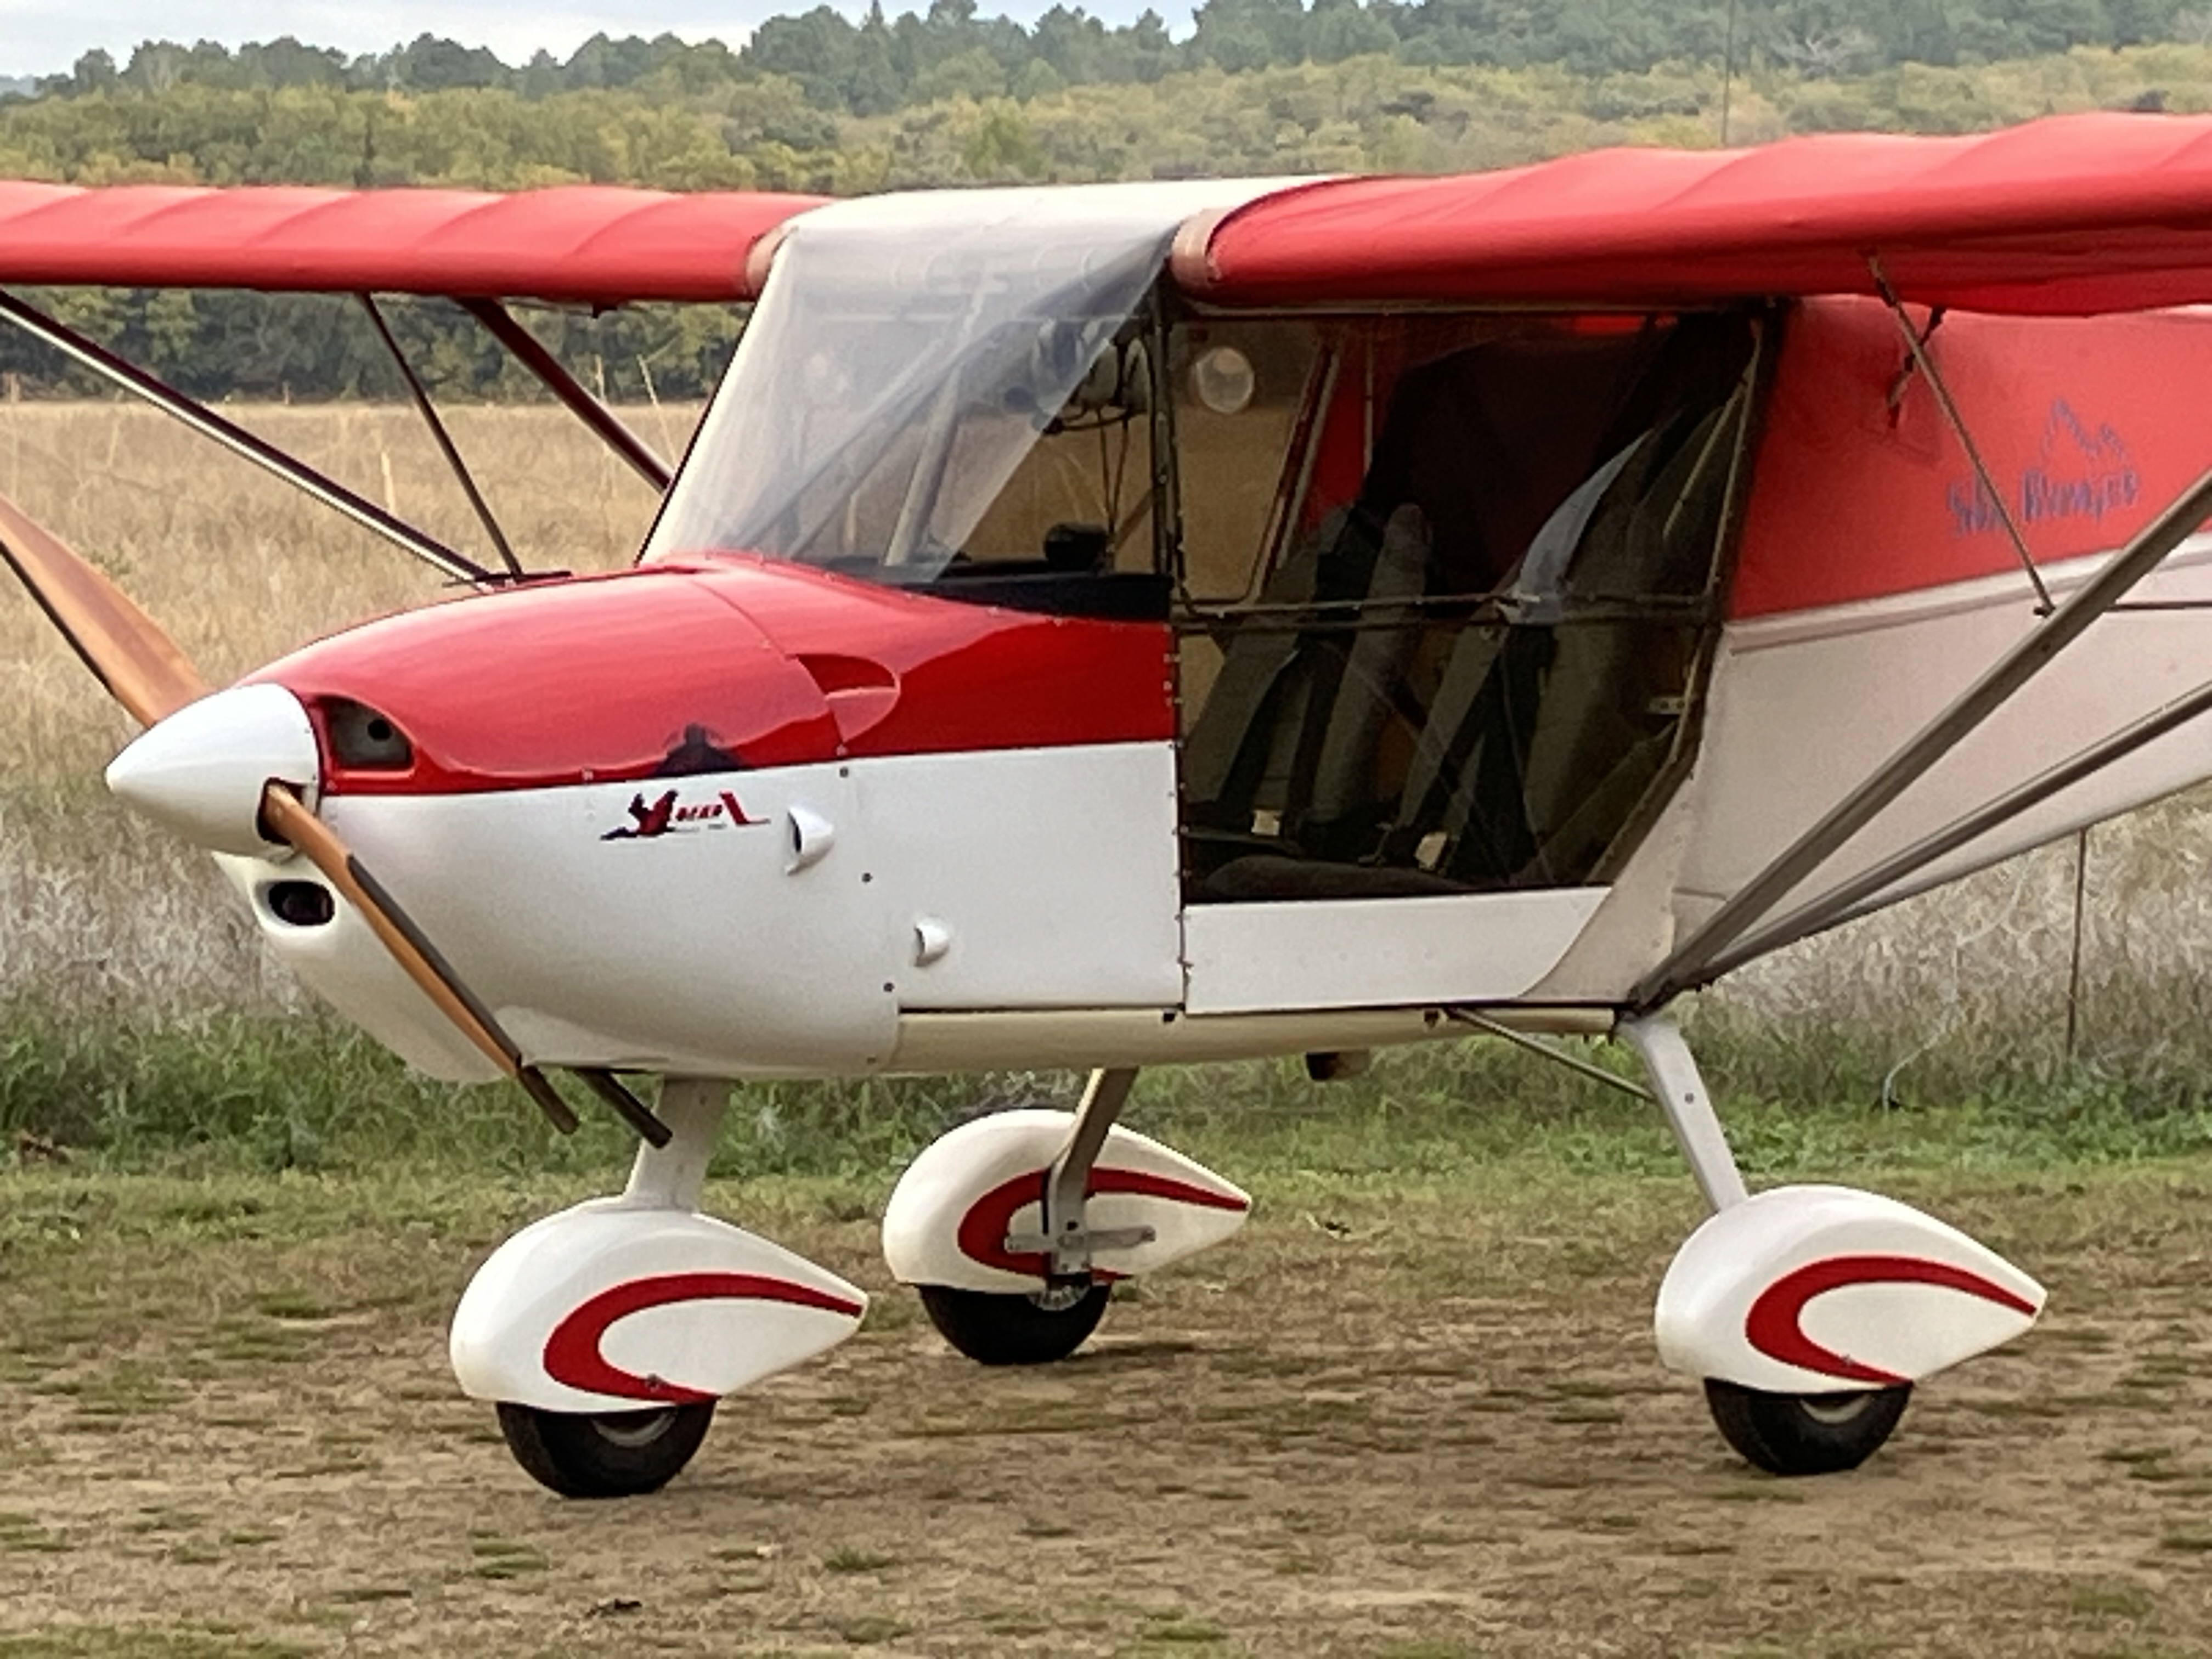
[2,0,1189,80]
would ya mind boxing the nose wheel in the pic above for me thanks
[1702,1380,1911,1476]
[495,1401,719,1498]
[918,1282,1111,1366]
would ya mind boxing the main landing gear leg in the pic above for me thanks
[884,1067,1251,1365]
[1622,1016,1908,1473]
[1618,1012,2042,1476]
[452,1077,868,1498]
[1616,1015,1747,1213]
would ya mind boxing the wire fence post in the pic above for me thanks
[2064,826,2090,1062]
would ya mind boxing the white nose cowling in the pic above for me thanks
[105,682,321,857]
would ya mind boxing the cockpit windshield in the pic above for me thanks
[642,183,1284,584]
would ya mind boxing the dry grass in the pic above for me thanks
[0,401,676,1013]
[1,400,673,781]
[1720,796,2212,1092]
[3,399,2211,1089]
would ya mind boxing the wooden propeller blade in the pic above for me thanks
[0,488,574,1135]
[0,490,207,727]
[258,785,579,1134]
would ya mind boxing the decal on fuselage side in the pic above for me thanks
[600,787,762,841]
[1730,299,2212,618]
[1946,398,2140,538]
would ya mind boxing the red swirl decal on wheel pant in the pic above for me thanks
[1744,1254,2040,1387]
[543,1271,865,1404]
[957,1167,1250,1280]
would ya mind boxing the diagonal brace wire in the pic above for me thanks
[358,294,523,579]
[1870,252,2054,616]
[1444,1007,1657,1102]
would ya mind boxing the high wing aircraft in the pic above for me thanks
[9,110,2212,1499]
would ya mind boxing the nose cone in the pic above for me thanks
[105,682,320,856]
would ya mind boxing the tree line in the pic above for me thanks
[15,1,2205,112]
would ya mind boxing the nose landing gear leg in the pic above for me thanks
[453,1077,868,1497]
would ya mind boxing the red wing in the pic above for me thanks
[1180,111,2212,317]
[0,182,826,305]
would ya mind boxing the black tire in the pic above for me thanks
[494,1401,716,1498]
[1703,1379,1911,1476]
[917,1281,1111,1366]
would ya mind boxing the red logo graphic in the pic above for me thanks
[1743,1254,2039,1386]
[601,788,760,841]
[543,1271,865,1402]
[957,1166,1249,1281]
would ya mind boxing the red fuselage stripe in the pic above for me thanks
[956,1165,1250,1282]
[1742,1254,2039,1387]
[541,1270,865,1403]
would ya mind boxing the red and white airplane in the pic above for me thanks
[9,111,2212,1498]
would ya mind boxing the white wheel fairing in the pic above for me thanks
[882,1109,1251,1293]
[1655,1184,2045,1394]
[451,1199,866,1413]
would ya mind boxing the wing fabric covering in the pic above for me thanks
[19,114,2212,313]
[0,183,828,304]
[1185,112,2212,317]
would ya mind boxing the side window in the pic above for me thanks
[1177,309,1763,903]
[1169,319,1326,729]
[1171,320,1324,602]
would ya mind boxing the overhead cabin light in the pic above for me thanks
[1190,346,1256,415]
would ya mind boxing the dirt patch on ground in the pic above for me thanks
[3,1166,2211,1656]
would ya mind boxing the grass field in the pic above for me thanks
[8,400,2212,1655]
[5,1147,2212,1657]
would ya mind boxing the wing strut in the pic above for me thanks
[1870,256,2054,617]
[459,300,673,492]
[1688,671,2212,984]
[356,294,524,580]
[0,288,496,588]
[1629,455,2212,1012]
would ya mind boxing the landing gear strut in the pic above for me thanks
[452,1077,868,1498]
[912,1067,1141,1365]
[886,1067,1250,1367]
[494,1078,731,1497]
[1618,1017,1911,1471]
[1616,1013,2038,1475]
